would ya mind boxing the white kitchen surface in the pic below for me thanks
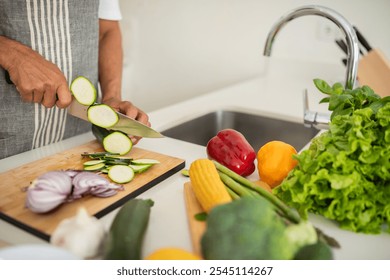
[0,58,388,260]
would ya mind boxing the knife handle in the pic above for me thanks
[353,26,372,52]
[4,70,13,85]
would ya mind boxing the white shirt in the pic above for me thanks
[98,0,122,20]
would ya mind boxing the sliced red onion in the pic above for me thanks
[71,172,122,199]
[26,171,73,213]
[64,169,82,179]
[25,170,123,213]
[90,183,124,197]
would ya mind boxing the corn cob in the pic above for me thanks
[189,158,232,212]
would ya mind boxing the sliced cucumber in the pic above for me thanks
[103,131,133,156]
[70,76,97,106]
[83,159,105,166]
[181,169,190,177]
[82,151,120,159]
[92,125,132,156]
[88,104,119,128]
[83,162,106,171]
[108,165,135,184]
[131,159,160,165]
[101,168,110,174]
[103,155,133,161]
[129,164,152,173]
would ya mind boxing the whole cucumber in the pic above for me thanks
[103,198,154,260]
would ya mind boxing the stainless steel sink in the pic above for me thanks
[162,110,320,151]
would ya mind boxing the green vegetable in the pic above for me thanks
[104,199,154,260]
[92,124,132,155]
[88,104,119,128]
[274,79,390,234]
[201,197,323,260]
[70,76,97,106]
[294,241,333,260]
[214,160,301,224]
[108,165,135,184]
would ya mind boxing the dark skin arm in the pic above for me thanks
[0,20,149,145]
[99,19,150,144]
[0,35,71,108]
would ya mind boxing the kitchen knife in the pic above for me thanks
[353,26,372,53]
[68,100,164,138]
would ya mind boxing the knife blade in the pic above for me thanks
[68,100,164,138]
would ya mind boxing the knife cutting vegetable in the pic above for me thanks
[69,76,164,138]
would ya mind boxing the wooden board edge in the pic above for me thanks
[94,160,186,218]
[183,182,206,257]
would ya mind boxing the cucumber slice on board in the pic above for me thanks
[129,164,152,173]
[131,159,160,165]
[83,159,106,166]
[108,165,135,184]
[70,76,97,106]
[83,162,106,171]
[88,104,119,128]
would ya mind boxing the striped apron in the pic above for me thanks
[0,0,99,159]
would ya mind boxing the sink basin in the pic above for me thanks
[162,110,320,151]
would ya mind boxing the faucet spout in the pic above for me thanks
[263,5,359,90]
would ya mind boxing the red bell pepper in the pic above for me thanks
[206,129,256,176]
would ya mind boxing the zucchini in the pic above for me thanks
[129,164,152,173]
[104,199,154,260]
[88,104,119,128]
[108,165,135,184]
[83,159,105,166]
[92,125,132,156]
[82,151,120,159]
[70,76,97,106]
[131,159,160,165]
[83,162,106,171]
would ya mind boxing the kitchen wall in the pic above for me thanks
[118,0,390,112]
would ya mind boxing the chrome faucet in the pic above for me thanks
[263,5,360,129]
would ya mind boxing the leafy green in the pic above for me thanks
[274,79,390,234]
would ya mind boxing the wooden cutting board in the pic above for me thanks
[358,49,390,97]
[0,140,185,241]
[183,180,272,257]
[183,182,206,257]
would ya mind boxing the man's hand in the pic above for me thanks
[0,36,71,108]
[103,97,150,144]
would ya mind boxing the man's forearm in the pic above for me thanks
[98,19,123,102]
[0,36,22,70]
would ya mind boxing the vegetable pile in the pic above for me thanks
[188,158,335,259]
[274,79,390,234]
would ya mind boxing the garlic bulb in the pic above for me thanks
[50,207,106,259]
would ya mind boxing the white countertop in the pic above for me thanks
[1,57,389,260]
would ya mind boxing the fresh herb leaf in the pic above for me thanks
[314,79,334,95]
